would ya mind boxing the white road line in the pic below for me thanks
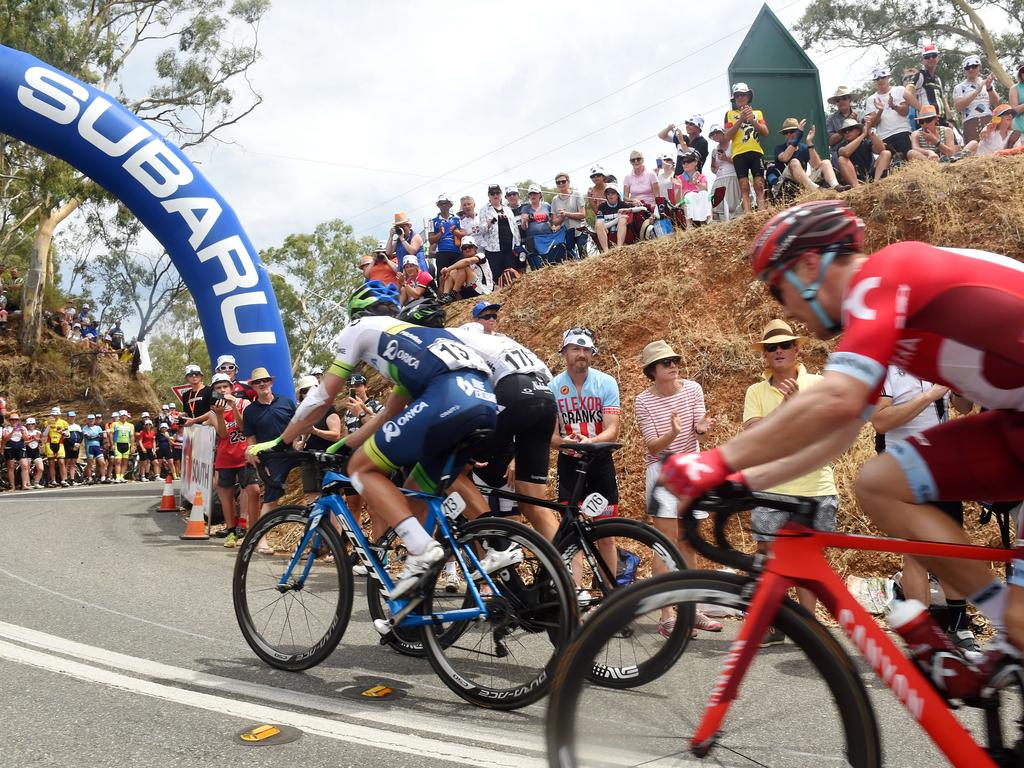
[0,568,224,642]
[0,621,545,755]
[0,638,545,767]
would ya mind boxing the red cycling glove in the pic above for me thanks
[660,448,735,498]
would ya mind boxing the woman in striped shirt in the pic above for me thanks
[635,340,722,636]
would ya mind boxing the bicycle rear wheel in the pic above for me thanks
[547,570,881,767]
[421,518,576,710]
[561,518,690,688]
[233,505,352,671]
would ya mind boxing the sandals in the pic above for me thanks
[256,544,274,556]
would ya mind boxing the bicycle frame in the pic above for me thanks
[283,470,499,630]
[693,523,1014,767]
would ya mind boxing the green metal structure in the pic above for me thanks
[727,4,829,158]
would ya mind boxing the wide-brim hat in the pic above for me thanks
[915,104,939,121]
[641,340,680,368]
[840,117,862,132]
[249,367,273,382]
[779,117,801,134]
[827,86,853,104]
[296,375,318,391]
[752,319,806,349]
[393,211,411,226]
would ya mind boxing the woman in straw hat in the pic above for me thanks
[635,340,721,636]
[385,211,426,272]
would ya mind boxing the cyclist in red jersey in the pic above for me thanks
[658,200,1024,687]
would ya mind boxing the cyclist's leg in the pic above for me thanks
[510,384,559,540]
[857,411,1024,638]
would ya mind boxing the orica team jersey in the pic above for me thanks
[112,422,135,444]
[550,369,621,439]
[329,316,490,398]
[825,242,1024,410]
[449,328,552,386]
[725,108,766,155]
[83,425,104,446]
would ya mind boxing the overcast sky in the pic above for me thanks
[178,0,873,251]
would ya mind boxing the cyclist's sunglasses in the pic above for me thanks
[763,341,796,352]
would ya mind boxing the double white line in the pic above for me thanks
[0,621,545,767]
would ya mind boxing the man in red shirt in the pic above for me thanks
[208,373,259,548]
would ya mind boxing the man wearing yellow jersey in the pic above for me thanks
[43,405,69,487]
[723,82,770,214]
[111,410,135,483]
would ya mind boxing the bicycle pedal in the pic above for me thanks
[373,618,392,637]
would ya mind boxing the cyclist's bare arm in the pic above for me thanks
[720,370,869,472]
[742,418,862,491]
[282,371,345,444]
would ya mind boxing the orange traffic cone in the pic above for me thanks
[158,475,177,512]
[180,489,210,540]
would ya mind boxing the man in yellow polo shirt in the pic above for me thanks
[43,405,69,487]
[742,320,840,644]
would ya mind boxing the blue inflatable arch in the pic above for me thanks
[0,45,294,397]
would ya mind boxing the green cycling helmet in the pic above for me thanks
[348,280,400,320]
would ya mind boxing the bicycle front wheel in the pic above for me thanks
[547,570,881,767]
[562,517,690,688]
[421,517,577,710]
[233,505,353,671]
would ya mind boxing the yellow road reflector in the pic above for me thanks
[361,684,394,698]
[240,724,281,742]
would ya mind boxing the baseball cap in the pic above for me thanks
[487,183,502,193]
[871,66,891,80]
[604,182,620,195]
[210,372,232,385]
[159,423,169,430]
[685,114,705,129]
[141,411,150,417]
[111,412,118,418]
[161,404,170,410]
[472,301,501,318]
[402,255,419,268]
[708,123,725,136]
[144,419,153,425]
[50,406,60,416]
[527,184,541,194]
[922,41,939,56]
[504,185,520,195]
[25,417,36,425]
[436,192,452,204]
[67,410,76,417]
[347,373,368,385]
[561,328,597,352]
[311,366,324,375]
[119,410,128,417]
[660,153,675,163]
[374,240,388,253]
[962,54,982,69]
[86,414,96,419]
[215,354,236,369]
[460,235,478,249]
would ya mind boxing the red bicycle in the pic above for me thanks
[546,485,1023,767]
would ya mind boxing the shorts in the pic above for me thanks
[474,374,557,487]
[363,371,497,493]
[732,150,765,179]
[882,131,912,157]
[556,449,619,519]
[113,442,131,459]
[887,410,1024,504]
[644,461,708,520]
[63,441,81,459]
[139,448,156,461]
[962,114,990,144]
[26,446,40,461]
[260,454,301,503]
[43,442,65,459]
[85,443,104,459]
[781,161,826,183]
[172,448,182,461]
[217,464,258,489]
[156,445,173,460]
[4,444,25,461]
[435,251,460,271]
[751,494,838,542]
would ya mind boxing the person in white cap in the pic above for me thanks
[214,353,256,402]
[136,417,158,481]
[549,326,621,592]
[519,184,554,267]
[43,405,69,486]
[23,417,45,488]
[953,54,999,143]
[363,240,399,288]
[110,411,135,483]
[724,83,769,213]
[912,41,951,126]
[437,235,494,304]
[63,411,83,484]
[399,254,433,307]
[181,363,209,421]
[864,65,917,158]
[209,371,259,548]
[658,115,709,172]
[429,192,464,272]
[82,413,108,484]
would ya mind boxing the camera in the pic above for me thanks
[211,392,227,405]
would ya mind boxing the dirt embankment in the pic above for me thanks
[445,157,1024,579]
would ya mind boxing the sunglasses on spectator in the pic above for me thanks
[763,341,795,352]
[218,364,237,371]
[924,53,939,59]
[556,178,568,184]
[630,158,644,164]
[921,117,938,123]
[251,378,273,386]
[488,191,501,196]
[479,313,499,320]
[658,358,680,367]
[185,371,202,376]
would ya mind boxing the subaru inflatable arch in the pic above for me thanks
[0,45,294,397]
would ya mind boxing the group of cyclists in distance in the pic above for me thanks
[243,196,1023,706]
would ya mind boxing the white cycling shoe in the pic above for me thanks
[388,541,445,599]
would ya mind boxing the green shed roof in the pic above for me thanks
[730,4,817,74]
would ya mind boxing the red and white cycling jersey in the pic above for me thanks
[825,242,1024,411]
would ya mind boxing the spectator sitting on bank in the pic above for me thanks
[550,172,589,261]
[594,183,629,253]
[977,104,1022,154]
[399,255,434,306]
[437,235,494,304]
[669,150,711,227]
[908,104,977,162]
[658,115,709,171]
[708,125,741,222]
[360,241,399,288]
[623,150,660,207]
[1007,61,1024,148]
[826,86,858,160]
[518,184,553,268]
[429,193,464,273]
[724,82,769,213]
[478,183,522,287]
[81,319,98,346]
[836,114,892,187]
[109,321,124,351]
[585,166,608,217]
[68,322,84,343]
[953,54,999,144]
[771,118,848,193]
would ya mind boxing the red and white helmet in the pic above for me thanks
[750,200,864,282]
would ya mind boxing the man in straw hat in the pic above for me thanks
[659,197,1024,697]
[742,320,839,644]
[825,86,858,157]
[635,339,721,636]
[836,112,892,188]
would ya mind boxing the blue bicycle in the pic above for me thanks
[232,444,576,710]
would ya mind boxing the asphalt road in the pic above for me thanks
[0,483,990,767]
